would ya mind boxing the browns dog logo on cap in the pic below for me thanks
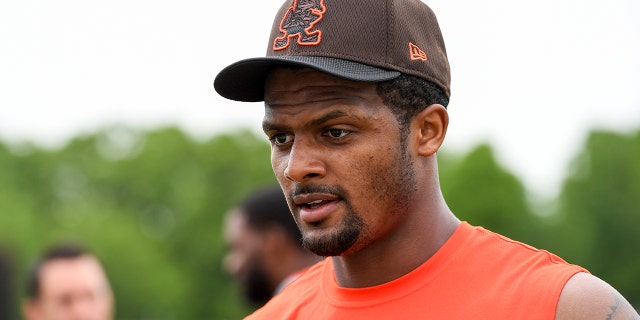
[273,0,326,50]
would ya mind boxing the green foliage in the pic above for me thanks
[1,125,638,317]
[440,144,542,245]
[0,126,274,319]
[548,129,640,305]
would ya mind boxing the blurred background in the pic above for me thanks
[1,0,639,319]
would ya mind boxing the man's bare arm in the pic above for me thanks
[556,272,640,320]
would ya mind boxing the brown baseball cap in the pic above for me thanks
[214,0,450,102]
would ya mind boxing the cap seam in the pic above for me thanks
[385,0,392,66]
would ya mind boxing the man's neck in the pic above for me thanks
[331,207,459,288]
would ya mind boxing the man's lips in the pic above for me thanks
[292,193,340,224]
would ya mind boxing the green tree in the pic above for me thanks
[0,126,275,319]
[440,144,543,245]
[549,129,640,306]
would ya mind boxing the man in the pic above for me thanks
[0,246,16,319]
[223,185,321,308]
[214,0,640,319]
[23,243,113,320]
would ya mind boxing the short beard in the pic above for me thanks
[241,258,273,306]
[302,207,365,256]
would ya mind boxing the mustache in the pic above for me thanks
[290,184,346,198]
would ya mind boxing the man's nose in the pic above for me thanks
[283,139,326,183]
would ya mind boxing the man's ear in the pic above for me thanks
[414,104,448,157]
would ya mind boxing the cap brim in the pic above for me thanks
[214,56,401,102]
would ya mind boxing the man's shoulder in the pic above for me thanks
[466,224,580,268]
[556,272,640,320]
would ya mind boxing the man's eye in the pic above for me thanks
[270,133,292,146]
[327,129,349,138]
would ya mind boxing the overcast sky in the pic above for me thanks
[1,0,639,198]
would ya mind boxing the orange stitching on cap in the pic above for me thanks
[409,42,428,61]
[273,0,326,51]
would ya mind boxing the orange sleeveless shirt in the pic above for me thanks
[246,221,587,320]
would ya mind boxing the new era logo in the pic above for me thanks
[409,42,428,61]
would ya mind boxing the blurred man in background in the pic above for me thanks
[0,245,16,319]
[223,185,321,308]
[22,243,113,320]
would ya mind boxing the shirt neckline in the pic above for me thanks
[322,221,474,307]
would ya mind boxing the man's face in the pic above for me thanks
[263,68,417,257]
[24,256,113,320]
[222,211,274,306]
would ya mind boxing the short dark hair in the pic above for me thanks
[377,74,449,132]
[237,185,302,247]
[25,243,89,299]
